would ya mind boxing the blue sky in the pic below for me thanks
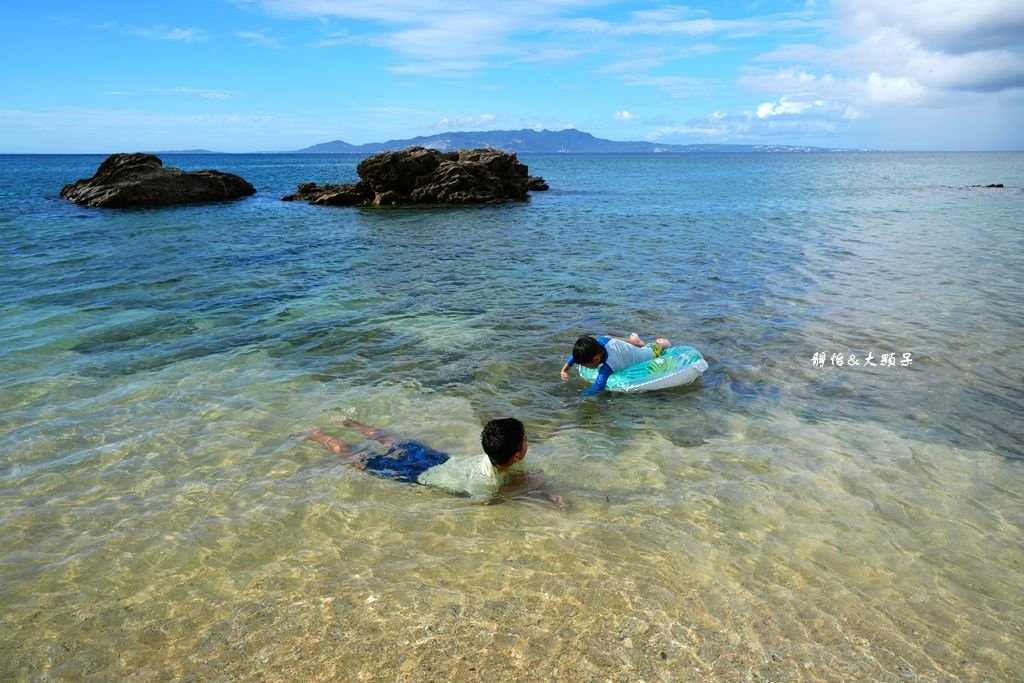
[2,1,1023,152]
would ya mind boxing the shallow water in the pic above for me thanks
[1,152,1022,680]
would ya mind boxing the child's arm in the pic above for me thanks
[610,332,645,347]
[559,353,575,381]
[580,364,613,396]
[533,471,566,509]
[500,470,566,509]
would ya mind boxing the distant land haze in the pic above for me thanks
[292,128,852,154]
[155,128,855,155]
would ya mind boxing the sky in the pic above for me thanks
[1,0,1023,152]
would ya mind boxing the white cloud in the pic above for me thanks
[742,66,929,110]
[832,1,1024,93]
[647,123,730,140]
[147,87,235,100]
[251,1,808,78]
[599,57,671,75]
[125,25,207,42]
[518,48,582,63]
[842,0,1024,54]
[388,60,489,77]
[235,31,284,48]
[252,0,588,75]
[617,74,710,98]
[430,114,499,130]
[628,6,708,24]
[381,18,516,62]
[649,108,844,143]
[714,0,1023,148]
[578,7,829,106]
[566,6,827,38]
[255,0,482,24]
[754,43,827,63]
[613,110,637,121]
[739,68,851,99]
[599,44,725,76]
[841,106,863,120]
[311,30,357,48]
[569,15,749,37]
[924,50,1024,93]
[756,96,822,118]
[863,73,926,105]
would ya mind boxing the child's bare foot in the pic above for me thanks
[330,416,394,444]
[629,332,641,344]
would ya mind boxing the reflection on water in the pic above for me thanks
[1,153,1022,679]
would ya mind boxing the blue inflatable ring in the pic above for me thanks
[578,345,708,392]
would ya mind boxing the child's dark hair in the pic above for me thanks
[481,417,525,467]
[572,335,603,365]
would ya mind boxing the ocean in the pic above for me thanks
[1,151,1021,680]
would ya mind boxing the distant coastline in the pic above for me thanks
[150,149,225,155]
[287,128,858,155]
[146,128,864,156]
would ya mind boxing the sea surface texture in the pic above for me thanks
[1,152,1022,680]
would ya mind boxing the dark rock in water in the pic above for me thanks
[60,153,256,208]
[527,176,550,191]
[283,181,374,206]
[282,146,548,207]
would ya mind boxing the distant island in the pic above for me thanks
[151,149,224,155]
[290,128,850,155]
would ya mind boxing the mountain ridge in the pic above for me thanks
[291,128,849,154]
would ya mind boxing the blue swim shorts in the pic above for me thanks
[361,440,450,483]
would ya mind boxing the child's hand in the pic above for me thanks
[560,369,569,381]
[548,493,567,510]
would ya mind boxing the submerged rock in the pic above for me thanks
[282,146,548,207]
[61,153,256,208]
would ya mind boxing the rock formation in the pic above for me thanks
[61,153,256,208]
[282,147,548,207]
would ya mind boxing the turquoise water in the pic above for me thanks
[1,152,1022,680]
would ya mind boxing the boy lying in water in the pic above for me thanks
[306,416,565,508]
[560,332,672,396]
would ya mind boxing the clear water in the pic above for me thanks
[1,152,1022,680]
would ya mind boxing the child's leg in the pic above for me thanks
[306,428,363,462]
[645,338,672,358]
[331,416,398,445]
